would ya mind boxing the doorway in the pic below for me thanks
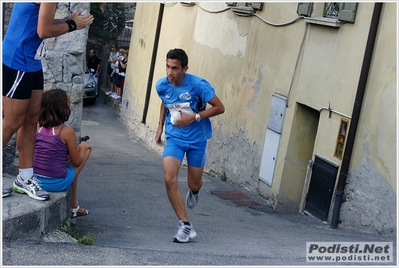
[305,155,338,221]
[278,103,319,212]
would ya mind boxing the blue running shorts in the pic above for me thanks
[36,164,76,192]
[163,138,207,168]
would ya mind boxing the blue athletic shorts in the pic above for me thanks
[36,164,76,192]
[163,138,207,168]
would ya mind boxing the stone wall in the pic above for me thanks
[2,3,90,174]
[2,3,13,37]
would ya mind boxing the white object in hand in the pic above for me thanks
[168,102,193,125]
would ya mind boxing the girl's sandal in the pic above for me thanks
[71,205,89,218]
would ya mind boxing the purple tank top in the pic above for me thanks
[33,125,68,178]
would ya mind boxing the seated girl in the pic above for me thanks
[34,89,92,218]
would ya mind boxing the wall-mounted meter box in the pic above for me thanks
[267,93,287,134]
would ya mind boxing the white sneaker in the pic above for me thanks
[106,91,113,96]
[186,190,199,209]
[173,220,197,243]
[2,184,13,197]
[12,175,50,201]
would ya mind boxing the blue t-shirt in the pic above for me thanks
[156,73,215,142]
[3,3,44,72]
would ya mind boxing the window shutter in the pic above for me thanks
[249,2,264,11]
[227,2,263,11]
[338,3,358,22]
[297,2,313,17]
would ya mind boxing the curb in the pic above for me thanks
[2,174,71,240]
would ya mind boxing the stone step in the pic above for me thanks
[2,174,71,240]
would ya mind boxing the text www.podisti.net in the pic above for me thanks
[306,242,393,263]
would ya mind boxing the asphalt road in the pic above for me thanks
[3,97,396,266]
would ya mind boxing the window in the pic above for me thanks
[324,2,358,23]
[334,119,349,159]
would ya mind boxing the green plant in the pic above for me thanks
[59,220,94,245]
[221,171,227,182]
[89,3,130,40]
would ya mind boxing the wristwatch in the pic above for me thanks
[195,113,201,122]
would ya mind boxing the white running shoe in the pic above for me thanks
[186,190,199,209]
[173,220,197,243]
[12,175,50,201]
[2,184,13,198]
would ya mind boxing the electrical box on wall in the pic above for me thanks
[267,93,287,134]
[259,93,287,186]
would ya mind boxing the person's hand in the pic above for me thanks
[70,10,94,30]
[78,142,92,151]
[155,127,164,146]
[173,112,195,127]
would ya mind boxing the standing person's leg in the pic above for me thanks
[17,90,42,170]
[110,77,115,93]
[70,142,91,217]
[115,79,119,96]
[112,71,117,94]
[13,89,49,200]
[94,76,99,96]
[2,96,29,198]
[3,68,49,200]
[2,97,30,148]
[114,74,121,98]
[2,66,30,198]
[107,74,115,95]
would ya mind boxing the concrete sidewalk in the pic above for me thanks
[2,94,396,266]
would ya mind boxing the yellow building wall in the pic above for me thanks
[120,2,396,233]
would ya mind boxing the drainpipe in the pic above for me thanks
[142,3,164,124]
[330,3,383,229]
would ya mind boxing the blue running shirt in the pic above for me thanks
[156,73,215,142]
[3,3,44,72]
